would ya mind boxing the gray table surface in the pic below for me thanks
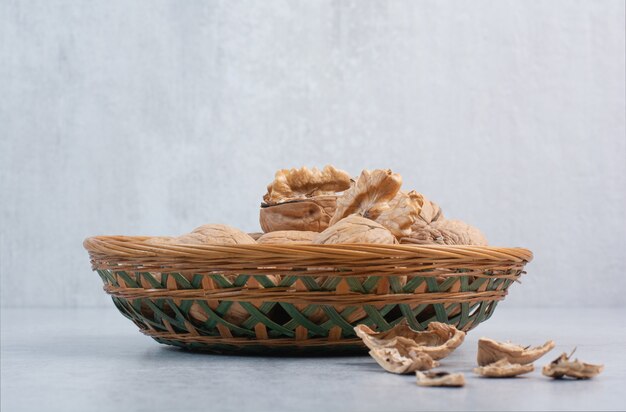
[1,306,624,412]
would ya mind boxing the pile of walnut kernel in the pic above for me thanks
[148,165,488,247]
[258,165,488,246]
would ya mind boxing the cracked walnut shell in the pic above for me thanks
[477,337,555,366]
[542,351,604,379]
[313,215,397,244]
[260,196,338,233]
[473,358,535,378]
[260,166,352,233]
[416,371,466,387]
[355,320,465,361]
[401,219,488,246]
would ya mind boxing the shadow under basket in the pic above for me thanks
[83,236,532,355]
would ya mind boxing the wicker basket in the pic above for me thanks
[83,236,532,355]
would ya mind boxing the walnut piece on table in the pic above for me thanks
[477,337,555,366]
[542,350,604,379]
[473,358,535,378]
[416,371,466,387]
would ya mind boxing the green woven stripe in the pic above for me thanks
[402,276,425,293]
[140,272,163,288]
[388,277,405,293]
[320,306,356,335]
[344,278,365,293]
[169,273,193,288]
[279,304,328,336]
[454,303,468,329]
[469,277,488,291]
[319,276,343,290]
[437,277,459,292]
[253,275,279,288]
[100,267,515,352]
[187,300,257,337]
[278,275,298,287]
[241,301,277,329]
[210,274,234,288]
[468,302,488,329]
[297,276,322,291]
[97,270,117,286]
[241,302,295,336]
[358,305,386,330]
[399,304,423,330]
[232,275,250,287]
[483,301,499,321]
[116,271,138,287]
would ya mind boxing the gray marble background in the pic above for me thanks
[1,0,624,308]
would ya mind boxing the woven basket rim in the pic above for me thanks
[83,235,533,264]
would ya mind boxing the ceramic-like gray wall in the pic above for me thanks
[1,0,624,307]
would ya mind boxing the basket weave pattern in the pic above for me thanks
[84,236,532,354]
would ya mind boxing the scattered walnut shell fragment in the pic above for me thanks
[542,351,604,379]
[416,371,465,387]
[355,320,465,360]
[401,219,488,246]
[314,215,397,245]
[473,358,535,378]
[329,169,403,226]
[369,347,439,374]
[257,230,317,244]
[477,337,555,366]
[260,195,339,233]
